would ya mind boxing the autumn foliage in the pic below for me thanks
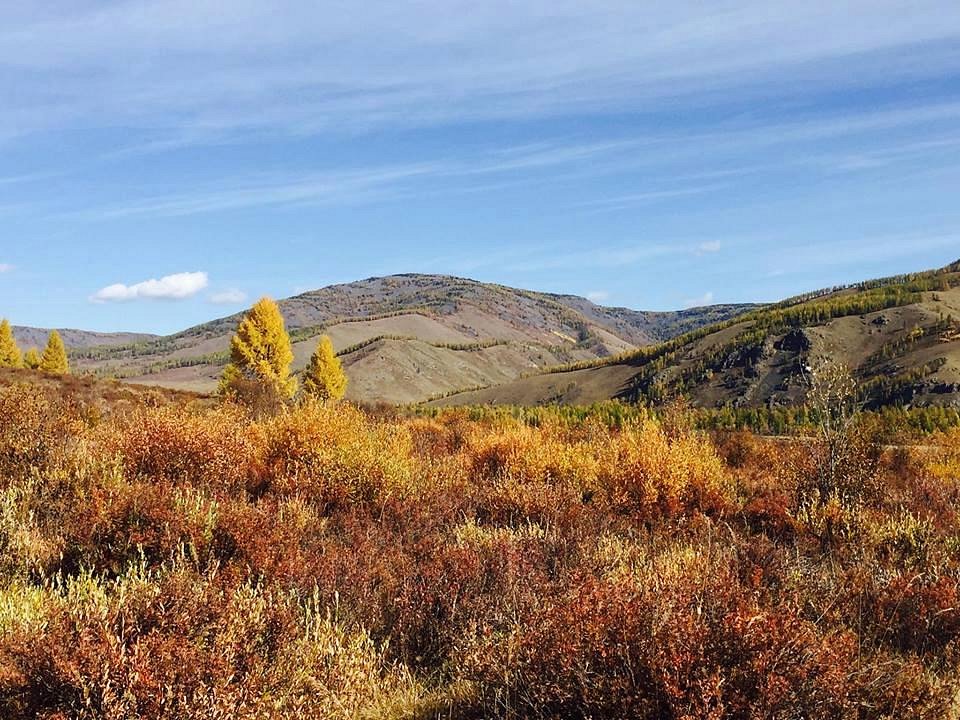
[219,297,297,402]
[0,319,22,368]
[0,381,958,718]
[39,329,69,374]
[302,334,347,402]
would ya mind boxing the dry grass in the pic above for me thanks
[0,373,958,718]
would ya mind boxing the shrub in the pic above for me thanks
[253,403,415,512]
[593,421,734,520]
[104,404,255,494]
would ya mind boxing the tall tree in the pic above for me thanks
[0,319,23,368]
[39,330,69,374]
[23,348,41,369]
[302,335,347,402]
[219,297,297,400]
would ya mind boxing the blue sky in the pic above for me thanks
[2,2,960,334]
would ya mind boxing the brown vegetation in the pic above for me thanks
[0,374,958,718]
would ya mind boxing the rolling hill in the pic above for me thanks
[13,327,157,351]
[435,261,960,410]
[62,274,755,404]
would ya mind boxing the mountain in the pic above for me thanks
[435,261,960,410]
[13,327,158,351]
[67,274,756,404]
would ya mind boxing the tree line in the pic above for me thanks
[2,297,345,405]
[218,297,347,406]
[0,320,69,374]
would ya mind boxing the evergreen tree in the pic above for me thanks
[219,297,297,400]
[302,335,347,402]
[0,319,22,368]
[39,330,69,374]
[23,348,41,369]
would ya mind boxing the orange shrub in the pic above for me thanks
[0,380,957,718]
[103,404,255,494]
[0,384,84,481]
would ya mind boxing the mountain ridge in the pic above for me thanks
[42,273,756,403]
[434,260,960,410]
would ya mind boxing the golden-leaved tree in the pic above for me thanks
[39,330,69,374]
[23,348,41,369]
[219,297,297,401]
[302,335,347,402]
[0,319,22,368]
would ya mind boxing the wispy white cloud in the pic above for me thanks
[576,184,727,214]
[75,140,646,219]
[684,291,714,308]
[0,263,13,273]
[1,2,958,144]
[90,271,209,302]
[79,165,444,219]
[209,288,248,305]
[586,290,610,304]
[504,244,680,273]
[695,240,722,255]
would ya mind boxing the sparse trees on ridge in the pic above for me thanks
[302,335,347,402]
[39,330,69,374]
[0,319,22,368]
[219,297,297,403]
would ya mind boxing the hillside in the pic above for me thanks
[68,274,754,403]
[436,261,960,410]
[13,327,157,351]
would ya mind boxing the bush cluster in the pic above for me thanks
[0,382,958,718]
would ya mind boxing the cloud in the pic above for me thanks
[586,290,610,304]
[74,140,643,220]
[0,263,13,273]
[684,291,714,308]
[695,240,722,254]
[209,288,248,305]
[576,184,727,214]
[91,271,209,302]
[2,2,959,145]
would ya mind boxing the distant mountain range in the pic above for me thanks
[436,261,960,410]
[13,274,756,404]
[21,263,960,411]
[12,327,157,351]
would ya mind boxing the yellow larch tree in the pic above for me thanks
[23,348,41,369]
[39,330,69,374]
[219,297,297,400]
[0,319,23,368]
[302,335,347,402]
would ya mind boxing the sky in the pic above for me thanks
[2,2,960,334]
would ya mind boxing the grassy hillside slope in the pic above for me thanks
[437,261,960,409]
[66,274,753,403]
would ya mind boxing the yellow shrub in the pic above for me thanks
[594,420,734,518]
[254,402,415,509]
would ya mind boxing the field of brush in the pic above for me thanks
[1,377,959,718]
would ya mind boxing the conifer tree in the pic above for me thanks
[39,330,69,374]
[219,297,297,400]
[0,319,23,368]
[302,335,347,402]
[23,348,41,369]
